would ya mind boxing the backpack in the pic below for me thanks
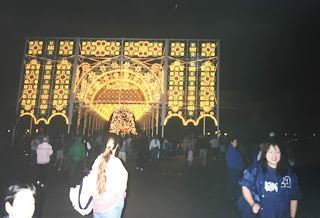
[69,172,95,216]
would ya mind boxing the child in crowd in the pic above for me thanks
[187,149,193,166]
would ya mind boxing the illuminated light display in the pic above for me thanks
[189,42,197,58]
[80,40,121,57]
[39,60,53,116]
[47,112,69,125]
[168,60,184,113]
[124,41,163,57]
[21,59,40,112]
[47,40,55,56]
[28,40,43,55]
[75,58,163,122]
[199,61,216,113]
[109,107,137,135]
[58,40,74,56]
[187,61,197,118]
[170,42,185,57]
[201,42,216,57]
[52,59,72,111]
[18,38,219,132]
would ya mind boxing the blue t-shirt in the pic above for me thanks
[262,166,279,217]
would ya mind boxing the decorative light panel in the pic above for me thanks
[27,40,43,56]
[21,59,40,113]
[201,42,216,57]
[168,60,184,113]
[170,42,185,57]
[80,40,121,57]
[187,61,197,117]
[58,40,74,56]
[124,41,163,57]
[52,59,72,113]
[47,40,55,56]
[189,42,197,58]
[199,61,216,113]
[39,60,53,116]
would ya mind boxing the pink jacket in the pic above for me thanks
[36,142,53,164]
[91,155,128,213]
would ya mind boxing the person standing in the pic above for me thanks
[68,136,86,187]
[198,135,208,166]
[237,140,302,218]
[30,134,41,165]
[90,140,128,218]
[126,134,133,160]
[136,135,147,171]
[226,138,244,201]
[118,135,127,163]
[36,136,53,188]
[187,149,193,166]
[209,135,219,160]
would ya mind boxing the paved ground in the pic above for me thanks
[0,147,319,218]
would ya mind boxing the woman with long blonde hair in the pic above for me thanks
[91,139,128,218]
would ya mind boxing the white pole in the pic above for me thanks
[161,39,169,138]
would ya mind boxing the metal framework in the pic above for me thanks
[14,37,220,139]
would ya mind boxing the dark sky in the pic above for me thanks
[0,0,319,136]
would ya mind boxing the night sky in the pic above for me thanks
[0,0,319,138]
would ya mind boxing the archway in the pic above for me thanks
[74,59,163,135]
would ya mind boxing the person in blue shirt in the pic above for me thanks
[226,138,244,200]
[237,140,302,218]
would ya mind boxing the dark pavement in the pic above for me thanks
[0,147,318,218]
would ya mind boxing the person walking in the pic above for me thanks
[68,135,86,187]
[226,138,244,201]
[53,133,65,171]
[149,135,160,165]
[237,140,302,218]
[36,136,53,188]
[90,140,128,218]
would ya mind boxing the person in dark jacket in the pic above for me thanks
[226,138,244,201]
[237,140,302,218]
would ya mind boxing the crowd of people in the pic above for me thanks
[2,130,302,218]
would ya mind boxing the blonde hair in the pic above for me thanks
[97,146,113,195]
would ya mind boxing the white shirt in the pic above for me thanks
[149,139,160,150]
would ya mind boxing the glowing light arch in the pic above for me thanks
[164,113,217,127]
[47,113,69,125]
[89,78,150,106]
[196,114,218,126]
[36,118,48,124]
[164,114,186,125]
[19,113,37,124]
[75,59,163,98]
[84,70,153,105]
